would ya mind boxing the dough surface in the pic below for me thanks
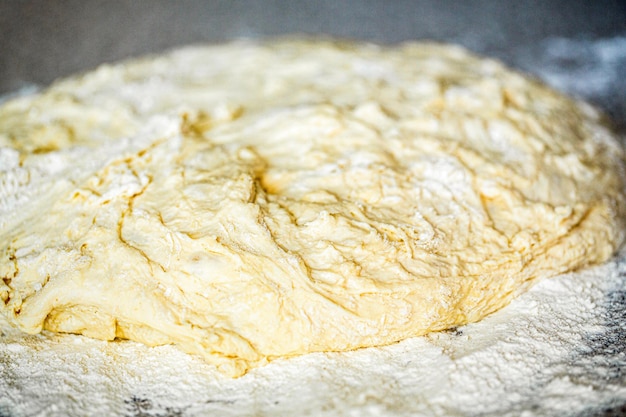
[0,40,624,376]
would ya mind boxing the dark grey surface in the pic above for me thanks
[1,0,625,94]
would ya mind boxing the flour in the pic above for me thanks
[1,249,624,417]
[1,35,626,417]
[509,35,626,133]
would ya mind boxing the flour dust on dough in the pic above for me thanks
[0,40,624,377]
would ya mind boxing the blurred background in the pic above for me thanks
[1,0,625,129]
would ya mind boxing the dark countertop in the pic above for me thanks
[1,1,625,131]
[0,2,624,85]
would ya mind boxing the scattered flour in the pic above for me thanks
[1,249,624,417]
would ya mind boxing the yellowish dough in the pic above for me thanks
[0,40,624,376]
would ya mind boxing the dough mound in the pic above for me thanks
[1,40,624,376]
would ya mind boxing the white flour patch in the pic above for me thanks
[1,250,624,417]
[511,34,626,133]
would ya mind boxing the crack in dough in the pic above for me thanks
[0,40,624,376]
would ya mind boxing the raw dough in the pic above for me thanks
[0,40,624,376]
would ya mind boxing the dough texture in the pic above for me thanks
[0,40,624,376]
